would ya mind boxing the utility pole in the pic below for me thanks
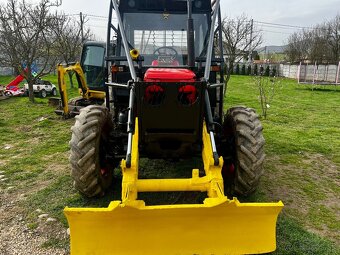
[80,12,84,43]
[248,18,254,63]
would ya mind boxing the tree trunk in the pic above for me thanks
[28,81,35,103]
[223,60,234,96]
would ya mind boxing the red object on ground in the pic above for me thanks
[6,74,24,90]
[4,74,25,96]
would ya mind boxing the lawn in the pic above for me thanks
[0,74,339,254]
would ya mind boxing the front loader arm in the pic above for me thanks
[57,62,105,117]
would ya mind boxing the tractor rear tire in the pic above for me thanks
[70,105,113,197]
[223,106,265,196]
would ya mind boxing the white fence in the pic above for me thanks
[279,62,340,85]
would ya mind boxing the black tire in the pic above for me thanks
[69,105,114,197]
[222,106,265,196]
[4,91,12,97]
[40,89,47,98]
[51,88,57,96]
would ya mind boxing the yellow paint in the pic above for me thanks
[64,118,284,254]
[130,48,140,60]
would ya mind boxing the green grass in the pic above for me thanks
[0,74,339,254]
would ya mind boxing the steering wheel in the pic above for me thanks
[153,46,178,60]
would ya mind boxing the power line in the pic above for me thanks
[254,20,314,30]
[85,24,108,29]
[256,23,306,30]
[255,29,294,35]
[86,14,108,19]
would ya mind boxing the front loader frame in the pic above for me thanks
[65,116,283,254]
[121,118,225,202]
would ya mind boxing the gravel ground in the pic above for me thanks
[0,186,69,255]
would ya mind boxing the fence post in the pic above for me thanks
[336,61,340,85]
[312,61,317,84]
[297,62,301,83]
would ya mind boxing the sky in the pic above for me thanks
[1,0,340,46]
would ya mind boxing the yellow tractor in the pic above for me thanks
[62,0,283,254]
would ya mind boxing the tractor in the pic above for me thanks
[61,0,283,254]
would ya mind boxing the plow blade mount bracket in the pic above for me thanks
[65,198,283,255]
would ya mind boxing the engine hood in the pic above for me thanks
[144,68,196,82]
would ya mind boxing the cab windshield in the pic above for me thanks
[81,45,105,88]
[123,12,209,66]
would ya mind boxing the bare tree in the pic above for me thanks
[286,15,340,64]
[285,31,311,63]
[326,15,340,63]
[52,14,92,87]
[221,15,262,95]
[0,0,60,103]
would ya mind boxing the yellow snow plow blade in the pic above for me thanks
[64,119,283,254]
[65,199,283,255]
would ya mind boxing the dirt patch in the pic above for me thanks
[263,153,340,245]
[0,187,68,255]
[15,125,33,133]
[0,95,9,101]
[0,155,70,254]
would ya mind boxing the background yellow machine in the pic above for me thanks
[62,0,283,254]
[56,42,107,118]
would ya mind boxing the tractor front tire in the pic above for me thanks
[223,106,265,196]
[70,105,113,197]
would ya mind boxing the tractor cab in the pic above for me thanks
[108,0,219,82]
[118,0,210,68]
[106,0,222,159]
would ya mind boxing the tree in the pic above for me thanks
[0,0,60,103]
[53,13,92,88]
[285,31,311,62]
[326,15,340,63]
[254,76,281,119]
[221,15,262,95]
[285,15,340,63]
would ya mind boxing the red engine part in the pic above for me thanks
[144,68,195,82]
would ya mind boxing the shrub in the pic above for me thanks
[235,64,240,75]
[247,65,252,75]
[265,65,270,76]
[271,66,277,77]
[241,64,246,75]
[259,65,264,75]
[254,64,258,75]
[253,76,282,119]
